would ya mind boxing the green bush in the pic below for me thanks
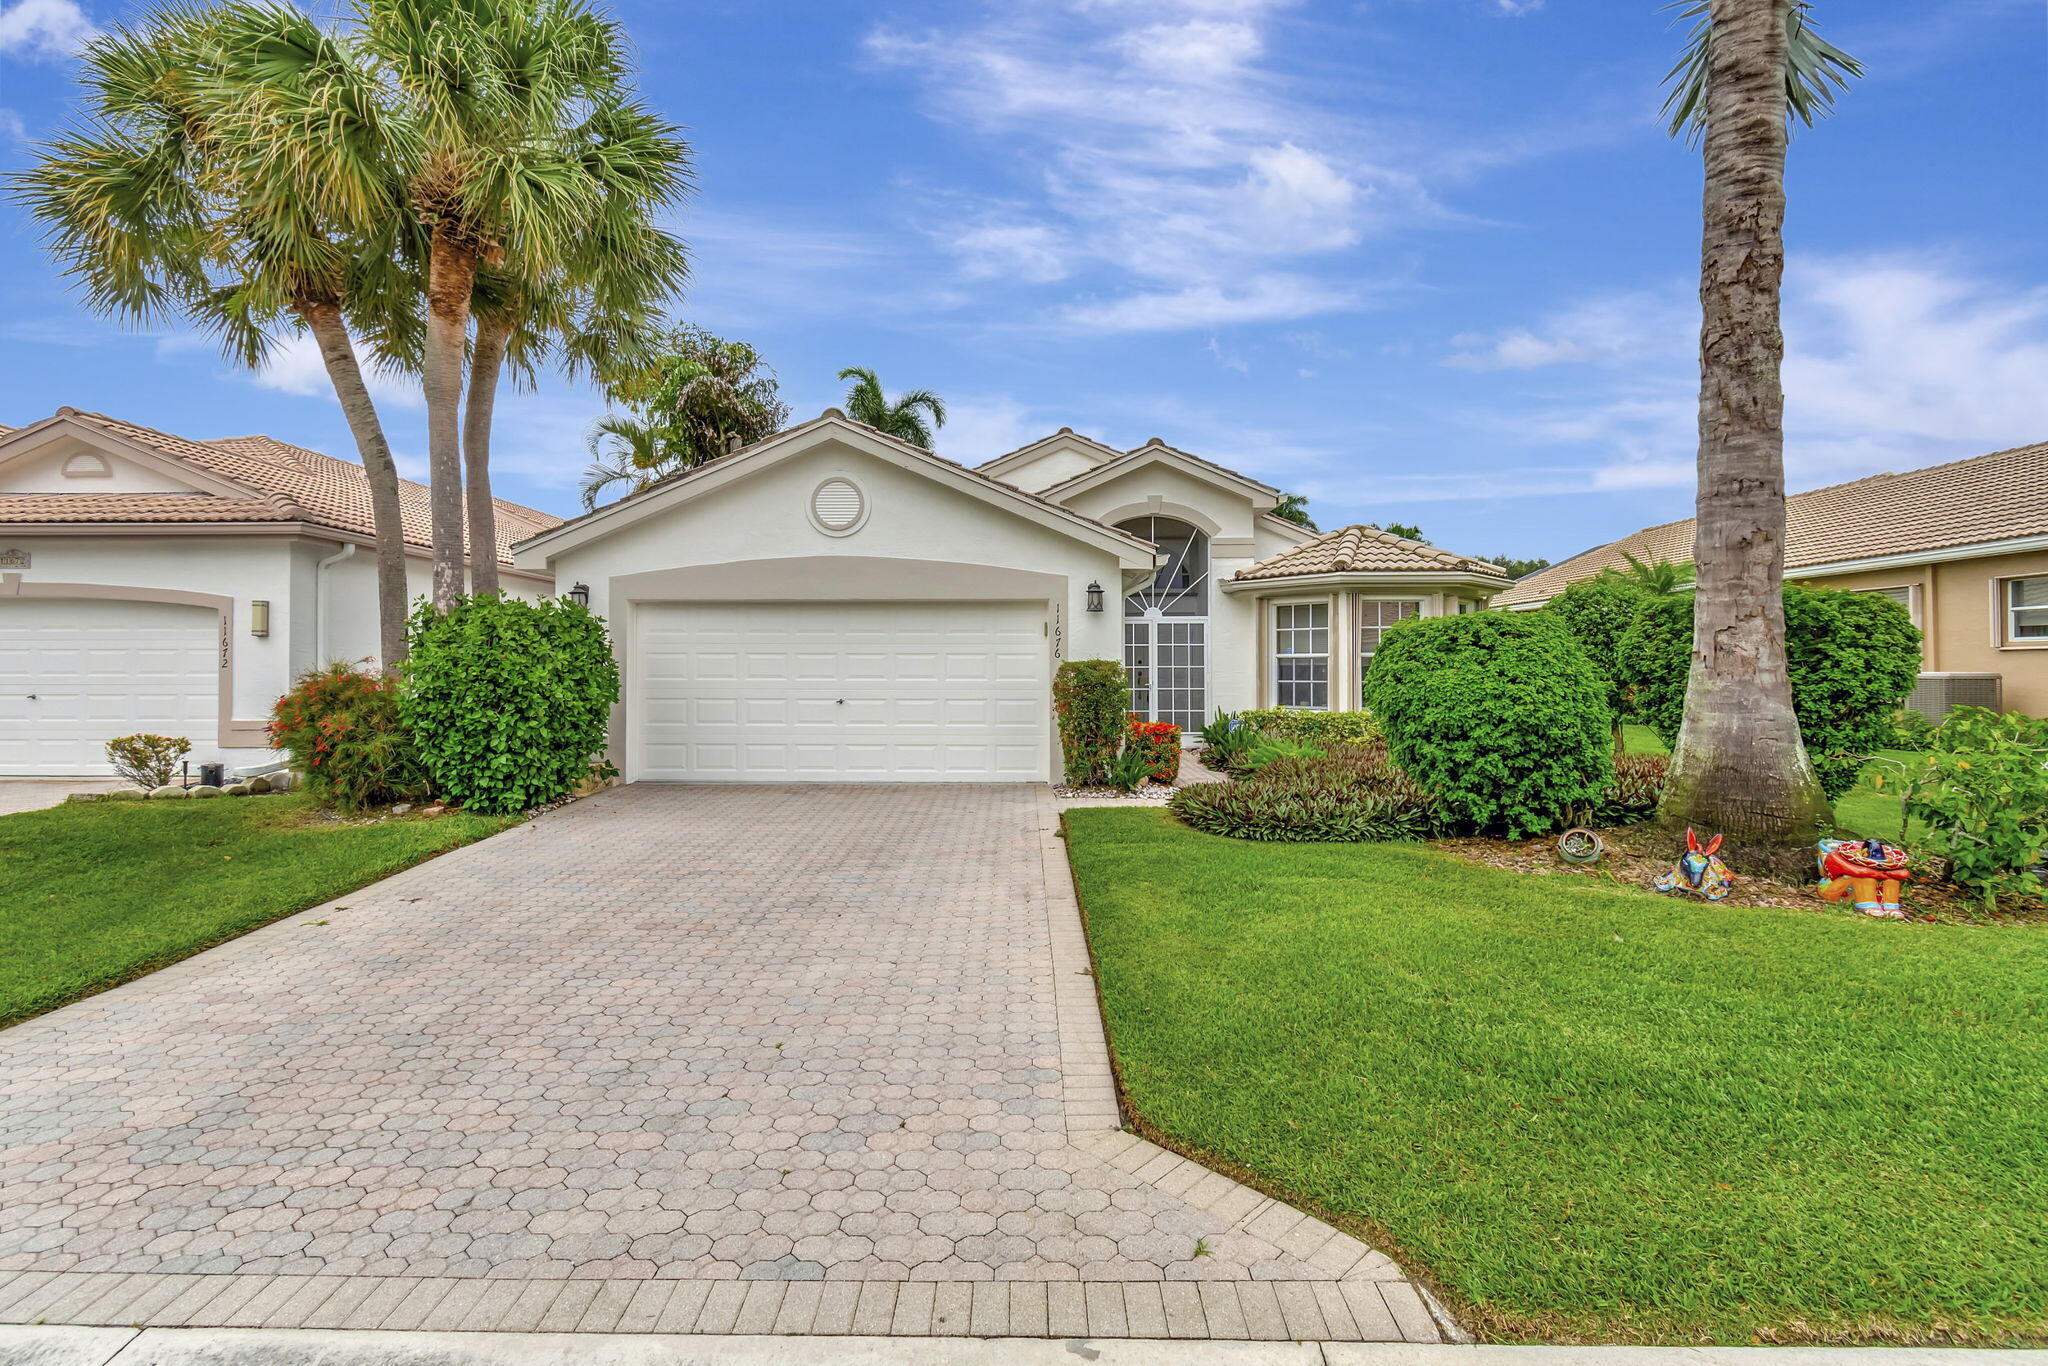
[1238,707,1381,747]
[1169,745,1444,842]
[1619,585,1923,799]
[1054,659,1128,787]
[269,662,431,811]
[1240,736,1326,774]
[1889,706,1936,749]
[402,596,620,815]
[1592,753,1669,825]
[1899,707,2048,910]
[1130,720,1182,784]
[104,733,190,790]
[1363,613,1614,837]
[1544,575,1648,720]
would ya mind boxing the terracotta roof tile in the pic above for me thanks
[0,410,560,563]
[1496,440,2048,606]
[1035,437,1282,499]
[1234,524,1510,580]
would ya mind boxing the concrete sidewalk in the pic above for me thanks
[8,1325,2042,1365]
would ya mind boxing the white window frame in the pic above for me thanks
[2003,575,2048,648]
[1270,598,1331,711]
[1356,596,1425,685]
[1854,583,1922,627]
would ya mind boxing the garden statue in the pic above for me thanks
[1815,837,1912,918]
[1653,828,1732,902]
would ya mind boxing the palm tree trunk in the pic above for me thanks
[1658,0,1829,876]
[424,227,478,611]
[295,297,411,668]
[462,314,512,597]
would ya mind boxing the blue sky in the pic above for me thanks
[2,0,2043,565]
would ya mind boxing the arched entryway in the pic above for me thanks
[1117,515,1208,730]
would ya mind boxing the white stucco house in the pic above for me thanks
[0,408,558,777]
[513,410,1512,784]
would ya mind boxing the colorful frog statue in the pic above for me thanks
[1816,837,1912,917]
[1653,827,1733,902]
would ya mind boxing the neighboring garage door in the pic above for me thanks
[638,601,1048,782]
[0,597,219,776]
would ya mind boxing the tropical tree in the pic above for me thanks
[1270,494,1317,531]
[578,326,789,510]
[9,2,418,665]
[1657,0,1861,870]
[1489,554,1551,580]
[838,367,946,450]
[1373,522,1428,544]
[357,0,691,610]
[1600,550,1693,594]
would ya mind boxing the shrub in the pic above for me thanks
[1889,705,1936,749]
[1196,710,1257,771]
[105,733,190,790]
[1544,575,1648,721]
[269,662,431,811]
[1618,585,1922,799]
[402,595,621,815]
[1129,719,1182,784]
[1238,707,1381,747]
[1898,706,2048,910]
[1591,753,1669,825]
[1363,612,1613,837]
[1054,659,1128,787]
[1170,745,1445,842]
[1240,736,1326,774]
[1105,746,1152,794]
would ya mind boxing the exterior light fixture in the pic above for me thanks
[1085,581,1105,613]
[249,600,270,637]
[569,583,591,608]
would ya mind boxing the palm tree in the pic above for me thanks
[837,367,946,450]
[357,0,689,610]
[578,412,681,511]
[9,2,418,666]
[1270,494,1317,531]
[1601,551,1693,595]
[1656,0,1861,870]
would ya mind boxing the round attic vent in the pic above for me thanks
[809,477,867,535]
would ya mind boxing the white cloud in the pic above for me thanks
[0,107,26,143]
[0,0,97,60]
[867,0,1427,333]
[196,331,422,411]
[1438,252,2048,499]
[932,394,1044,466]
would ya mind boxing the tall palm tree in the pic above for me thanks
[357,0,689,610]
[9,2,418,665]
[837,367,946,450]
[1656,0,1860,869]
[1270,494,1317,531]
[578,412,680,511]
[458,112,690,595]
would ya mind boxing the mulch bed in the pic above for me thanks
[1434,823,2044,925]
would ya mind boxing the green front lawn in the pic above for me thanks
[1,793,517,1028]
[1067,807,2048,1345]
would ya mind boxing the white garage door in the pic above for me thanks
[0,597,220,776]
[638,601,1048,782]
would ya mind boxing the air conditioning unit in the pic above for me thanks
[1906,672,2002,721]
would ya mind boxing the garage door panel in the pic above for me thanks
[637,601,1048,782]
[1,598,218,776]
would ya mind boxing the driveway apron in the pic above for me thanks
[0,785,1442,1341]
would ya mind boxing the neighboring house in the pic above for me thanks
[513,412,1511,784]
[1497,440,2048,718]
[0,408,559,777]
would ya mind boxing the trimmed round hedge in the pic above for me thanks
[403,594,620,814]
[1362,612,1614,837]
[1617,584,1921,799]
[1544,574,1648,719]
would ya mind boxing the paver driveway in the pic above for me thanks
[0,785,1444,1341]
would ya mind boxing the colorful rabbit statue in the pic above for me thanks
[1816,837,1912,917]
[1652,827,1733,902]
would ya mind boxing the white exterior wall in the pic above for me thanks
[520,435,1133,782]
[4,533,552,772]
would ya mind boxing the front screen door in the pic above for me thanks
[1125,618,1207,731]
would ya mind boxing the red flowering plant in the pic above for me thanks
[269,662,432,812]
[1129,716,1183,785]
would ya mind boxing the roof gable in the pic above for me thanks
[974,428,1124,492]
[513,411,1156,566]
[1234,524,1510,581]
[1036,438,1282,509]
[0,409,560,563]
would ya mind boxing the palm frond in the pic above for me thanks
[1661,0,1863,143]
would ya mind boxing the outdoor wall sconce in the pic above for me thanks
[249,600,270,637]
[1085,582,1105,612]
[569,583,591,608]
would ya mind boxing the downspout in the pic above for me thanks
[313,543,357,664]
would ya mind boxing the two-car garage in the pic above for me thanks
[635,601,1048,782]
